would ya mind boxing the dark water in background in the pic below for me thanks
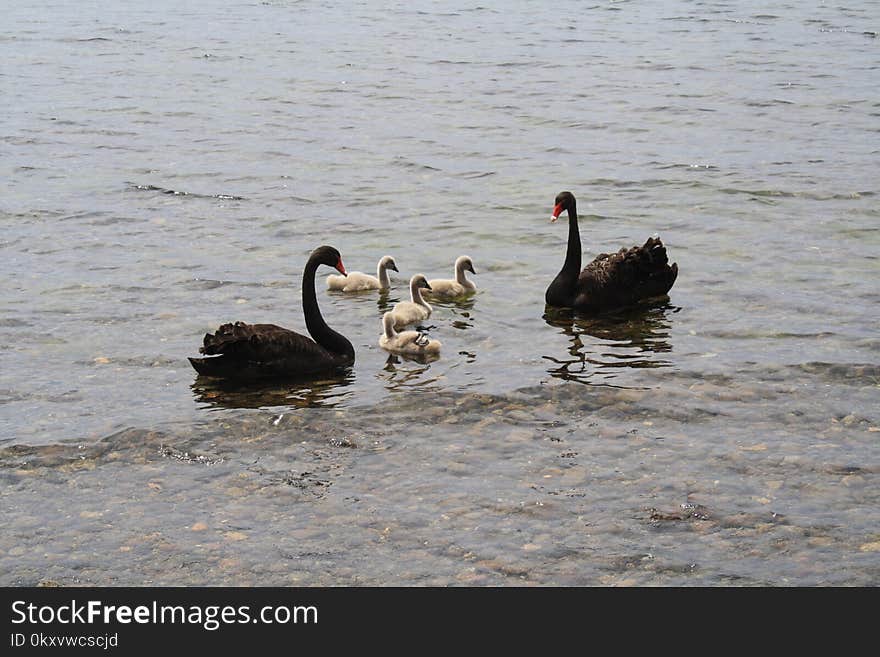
[1,1,878,585]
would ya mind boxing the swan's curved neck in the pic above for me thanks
[303,257,354,357]
[382,314,397,339]
[546,201,581,306]
[562,202,581,276]
[377,260,391,288]
[455,260,469,285]
[410,280,430,308]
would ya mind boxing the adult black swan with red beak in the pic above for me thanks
[545,191,678,312]
[189,245,355,379]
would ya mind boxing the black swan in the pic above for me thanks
[545,191,678,311]
[188,245,355,379]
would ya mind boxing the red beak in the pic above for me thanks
[551,202,564,222]
[335,258,347,276]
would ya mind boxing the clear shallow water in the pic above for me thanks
[1,0,878,585]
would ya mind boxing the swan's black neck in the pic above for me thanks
[562,202,581,276]
[546,201,581,307]
[302,256,354,359]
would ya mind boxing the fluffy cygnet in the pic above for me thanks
[327,255,398,291]
[379,311,441,356]
[423,255,476,299]
[389,274,432,329]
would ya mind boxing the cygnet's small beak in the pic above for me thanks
[423,281,432,291]
[389,262,399,272]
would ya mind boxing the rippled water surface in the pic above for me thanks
[2,1,878,585]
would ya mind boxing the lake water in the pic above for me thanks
[1,0,878,585]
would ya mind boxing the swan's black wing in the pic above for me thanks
[198,322,321,359]
[189,321,348,379]
[575,237,678,310]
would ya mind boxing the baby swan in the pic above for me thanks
[424,255,477,299]
[327,255,398,292]
[379,311,441,356]
[389,274,433,329]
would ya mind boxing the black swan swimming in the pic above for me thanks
[545,191,678,311]
[188,245,355,379]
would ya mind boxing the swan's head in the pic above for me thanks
[313,245,347,275]
[455,255,476,275]
[411,274,432,291]
[379,255,399,272]
[551,191,576,223]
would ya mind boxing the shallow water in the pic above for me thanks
[1,0,878,585]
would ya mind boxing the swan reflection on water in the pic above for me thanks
[191,370,355,410]
[382,351,441,369]
[429,295,476,312]
[431,296,477,331]
[542,300,678,386]
[326,288,398,315]
[379,352,444,392]
[376,289,394,313]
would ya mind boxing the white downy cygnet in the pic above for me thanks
[424,255,476,299]
[379,311,441,356]
[389,274,432,329]
[327,255,398,291]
